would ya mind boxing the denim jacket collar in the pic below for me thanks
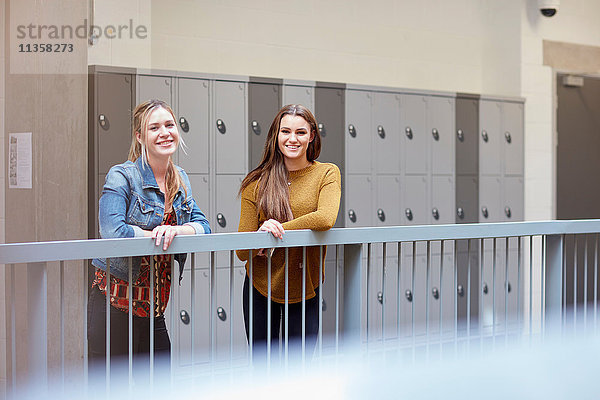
[135,157,185,197]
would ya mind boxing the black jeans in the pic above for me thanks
[87,286,171,388]
[242,275,319,363]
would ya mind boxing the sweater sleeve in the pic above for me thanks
[281,164,341,231]
[236,182,260,262]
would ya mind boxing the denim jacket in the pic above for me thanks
[91,157,211,282]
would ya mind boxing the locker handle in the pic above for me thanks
[457,285,465,297]
[481,130,489,142]
[179,117,190,133]
[405,127,413,139]
[377,125,385,139]
[180,310,190,325]
[98,114,109,130]
[432,208,439,220]
[377,291,383,304]
[506,282,512,293]
[322,299,327,312]
[481,206,489,219]
[251,120,261,135]
[432,287,439,300]
[432,128,439,141]
[216,119,226,134]
[405,290,413,302]
[348,124,357,138]
[482,283,489,295]
[457,129,464,142]
[505,206,512,218]
[318,123,326,137]
[348,209,357,223]
[377,208,385,222]
[505,131,512,143]
[217,307,227,321]
[405,208,413,221]
[217,213,227,228]
[457,207,465,220]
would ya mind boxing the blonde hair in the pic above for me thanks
[128,99,186,210]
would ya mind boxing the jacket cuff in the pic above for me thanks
[184,222,207,234]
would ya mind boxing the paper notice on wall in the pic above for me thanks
[8,132,32,189]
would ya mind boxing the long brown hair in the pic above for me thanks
[239,104,321,221]
[128,99,186,211]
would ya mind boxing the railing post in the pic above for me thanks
[545,235,564,333]
[343,244,363,349]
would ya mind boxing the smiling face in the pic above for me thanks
[137,106,179,163]
[277,114,314,171]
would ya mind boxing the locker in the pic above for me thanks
[137,74,173,105]
[373,92,401,174]
[479,100,502,176]
[401,95,428,175]
[381,253,400,339]
[282,84,314,111]
[398,243,428,337]
[362,248,383,341]
[431,175,455,224]
[455,96,479,176]
[215,267,247,361]
[248,82,281,171]
[96,73,134,175]
[479,176,502,223]
[480,240,506,331]
[428,96,455,175]
[345,175,373,227]
[455,240,480,334]
[402,175,428,225]
[320,259,342,349]
[186,174,210,268]
[503,176,524,222]
[375,176,401,226]
[215,175,244,233]
[456,175,478,224]
[502,102,524,176]
[214,80,247,174]
[345,90,372,175]
[177,78,210,174]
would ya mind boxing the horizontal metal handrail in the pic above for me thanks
[2,219,600,264]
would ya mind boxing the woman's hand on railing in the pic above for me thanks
[257,219,285,256]
[146,225,196,251]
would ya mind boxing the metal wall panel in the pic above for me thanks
[248,83,281,171]
[502,102,524,176]
[456,97,479,176]
[402,175,429,225]
[214,81,247,174]
[479,100,502,176]
[375,176,401,226]
[345,90,372,175]
[431,175,455,224]
[401,95,428,175]
[177,78,210,174]
[373,92,401,174]
[503,176,524,222]
[456,175,478,224]
[479,176,502,223]
[429,96,455,175]
[346,175,373,227]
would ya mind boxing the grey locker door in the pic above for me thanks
[503,176,524,222]
[401,95,428,175]
[177,78,210,174]
[363,248,383,341]
[402,175,429,225]
[96,73,134,175]
[428,96,456,175]
[382,250,400,339]
[215,267,247,361]
[214,81,247,174]
[186,174,210,267]
[479,100,502,176]
[456,97,479,176]
[320,259,339,348]
[215,174,244,234]
[481,239,506,331]
[431,175,455,224]
[376,176,401,226]
[345,90,372,175]
[456,175,478,224]
[249,83,281,171]
[137,75,173,105]
[283,85,314,111]
[455,239,480,335]
[346,175,373,227]
[502,102,524,176]
[479,176,502,222]
[373,92,401,174]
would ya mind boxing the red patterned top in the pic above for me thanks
[93,211,175,317]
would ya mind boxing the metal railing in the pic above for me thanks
[1,220,600,396]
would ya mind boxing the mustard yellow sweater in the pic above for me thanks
[236,161,341,303]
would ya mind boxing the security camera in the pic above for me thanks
[538,0,559,17]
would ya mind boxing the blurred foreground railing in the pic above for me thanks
[2,220,600,397]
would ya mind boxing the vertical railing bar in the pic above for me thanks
[584,235,588,333]
[425,240,431,356]
[382,243,386,345]
[285,247,289,365]
[267,251,272,370]
[60,260,65,390]
[190,253,196,375]
[83,261,89,389]
[105,258,111,393]
[10,264,16,398]
[479,240,484,351]
[302,246,307,364]
[229,251,234,363]
[452,240,457,355]
[517,237,522,335]
[366,243,371,345]
[541,235,547,339]
[595,234,598,335]
[504,237,509,344]
[466,239,472,352]
[149,255,155,387]
[397,242,402,342]
[574,235,578,333]
[439,240,444,356]
[411,241,416,359]
[248,250,253,363]
[492,238,497,347]
[318,245,324,357]
[562,236,566,335]
[335,245,340,354]
[210,251,216,364]
[128,257,133,390]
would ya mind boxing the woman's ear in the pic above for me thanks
[310,130,315,142]
[136,131,142,144]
